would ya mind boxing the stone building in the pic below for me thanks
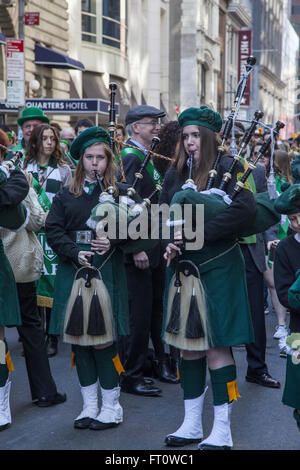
[169,0,222,119]
[68,0,170,127]
[250,0,299,136]
[0,0,81,127]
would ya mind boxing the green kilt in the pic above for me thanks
[163,240,254,348]
[49,243,130,338]
[0,240,21,327]
[282,355,300,410]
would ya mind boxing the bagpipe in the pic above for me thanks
[64,167,158,346]
[164,57,285,351]
[0,149,29,231]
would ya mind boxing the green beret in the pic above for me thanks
[69,126,111,161]
[17,107,49,126]
[274,184,300,215]
[178,106,223,133]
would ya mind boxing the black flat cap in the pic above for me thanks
[125,105,166,126]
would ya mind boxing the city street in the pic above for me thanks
[0,307,299,452]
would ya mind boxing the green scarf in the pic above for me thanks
[238,158,257,245]
[119,147,163,189]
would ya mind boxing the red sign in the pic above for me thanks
[25,12,40,26]
[6,38,24,55]
[238,30,252,106]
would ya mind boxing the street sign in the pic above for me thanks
[238,30,252,106]
[24,12,40,25]
[6,38,25,107]
[0,98,120,115]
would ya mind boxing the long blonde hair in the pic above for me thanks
[69,142,118,197]
[172,126,219,191]
[274,150,293,184]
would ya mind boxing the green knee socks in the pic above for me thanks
[178,357,207,400]
[72,343,121,389]
[72,345,98,387]
[93,344,120,390]
[209,364,240,405]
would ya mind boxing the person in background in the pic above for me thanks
[74,119,94,137]
[23,124,72,357]
[50,122,62,133]
[13,107,50,158]
[119,105,168,396]
[0,129,67,424]
[60,128,75,148]
[249,144,288,347]
[274,184,300,433]
[0,125,16,150]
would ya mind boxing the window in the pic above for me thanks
[292,5,300,15]
[81,0,97,43]
[81,0,124,50]
[200,64,207,104]
[102,0,121,49]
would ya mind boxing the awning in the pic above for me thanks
[83,72,109,101]
[34,44,85,71]
[0,33,6,44]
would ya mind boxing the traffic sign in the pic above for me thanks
[25,12,40,26]
[6,38,25,107]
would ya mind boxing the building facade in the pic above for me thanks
[68,0,170,127]
[224,0,252,119]
[0,0,73,127]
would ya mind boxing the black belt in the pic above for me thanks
[68,230,95,244]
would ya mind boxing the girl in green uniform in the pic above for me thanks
[45,126,149,430]
[160,107,256,450]
[274,185,300,433]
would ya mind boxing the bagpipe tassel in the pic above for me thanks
[87,289,107,336]
[166,287,181,335]
[185,287,205,339]
[65,286,84,336]
[164,265,210,351]
[64,268,115,347]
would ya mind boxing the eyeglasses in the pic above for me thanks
[135,120,161,126]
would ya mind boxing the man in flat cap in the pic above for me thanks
[118,105,177,396]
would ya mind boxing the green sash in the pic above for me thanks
[238,158,257,245]
[275,174,290,239]
[119,147,163,187]
[32,176,58,308]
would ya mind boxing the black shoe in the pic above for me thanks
[165,435,202,447]
[46,335,58,357]
[74,417,95,429]
[121,380,162,397]
[293,409,300,431]
[144,377,155,385]
[245,372,280,389]
[89,420,119,431]
[157,359,178,384]
[34,392,67,407]
[0,423,10,432]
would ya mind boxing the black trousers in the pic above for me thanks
[16,282,57,400]
[120,262,165,384]
[240,245,268,376]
